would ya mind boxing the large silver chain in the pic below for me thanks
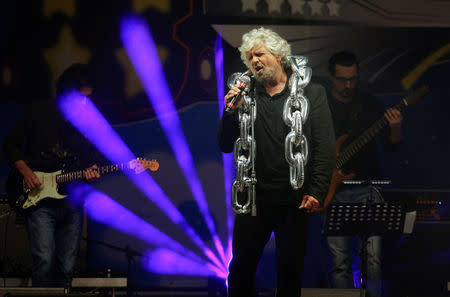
[230,87,257,215]
[283,56,311,190]
[229,56,311,215]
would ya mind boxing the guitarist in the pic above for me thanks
[2,64,102,288]
[325,51,402,297]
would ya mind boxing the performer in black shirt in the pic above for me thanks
[218,27,335,297]
[3,64,102,288]
[325,51,402,297]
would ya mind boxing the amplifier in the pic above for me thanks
[0,204,32,275]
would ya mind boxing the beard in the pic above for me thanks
[338,87,356,99]
[254,65,277,86]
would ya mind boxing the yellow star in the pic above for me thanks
[43,0,75,17]
[43,25,91,94]
[132,0,171,14]
[115,46,169,99]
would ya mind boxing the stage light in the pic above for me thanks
[58,90,224,271]
[214,33,235,267]
[120,15,226,267]
[68,183,204,265]
[142,248,227,279]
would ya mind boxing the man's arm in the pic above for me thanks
[3,108,42,190]
[302,84,336,207]
[384,108,402,144]
[370,96,402,150]
[217,85,244,153]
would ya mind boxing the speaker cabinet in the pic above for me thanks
[0,204,32,275]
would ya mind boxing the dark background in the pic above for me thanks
[0,0,449,296]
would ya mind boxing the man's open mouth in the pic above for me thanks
[254,65,264,74]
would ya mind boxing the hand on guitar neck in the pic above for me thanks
[85,164,101,182]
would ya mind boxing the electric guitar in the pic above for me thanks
[321,85,429,209]
[6,158,159,212]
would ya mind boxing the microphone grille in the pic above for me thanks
[240,74,251,85]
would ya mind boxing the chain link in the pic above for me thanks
[230,85,257,215]
[229,56,311,213]
[283,56,311,190]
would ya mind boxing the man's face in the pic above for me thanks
[330,64,358,100]
[246,43,282,84]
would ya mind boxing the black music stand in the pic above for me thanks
[324,181,416,297]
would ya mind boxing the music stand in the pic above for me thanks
[324,181,416,297]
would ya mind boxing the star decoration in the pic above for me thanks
[241,0,258,12]
[43,0,75,17]
[267,0,284,14]
[309,0,323,16]
[115,46,169,99]
[43,25,91,93]
[200,58,212,81]
[327,0,340,16]
[132,0,171,14]
[289,0,306,15]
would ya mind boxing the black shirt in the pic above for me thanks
[327,89,392,180]
[218,76,335,206]
[3,100,102,173]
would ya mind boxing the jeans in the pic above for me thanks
[26,205,82,288]
[326,186,382,297]
[228,198,308,297]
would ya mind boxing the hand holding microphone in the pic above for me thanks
[224,74,251,113]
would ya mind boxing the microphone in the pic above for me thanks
[225,74,251,112]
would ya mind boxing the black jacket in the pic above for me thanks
[218,80,335,206]
[3,100,102,172]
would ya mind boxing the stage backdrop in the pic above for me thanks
[1,0,449,294]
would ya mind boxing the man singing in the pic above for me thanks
[218,27,335,297]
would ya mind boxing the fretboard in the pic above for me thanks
[336,99,407,169]
[55,163,126,184]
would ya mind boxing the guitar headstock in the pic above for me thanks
[405,85,430,105]
[129,158,160,174]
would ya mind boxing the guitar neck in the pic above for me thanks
[336,99,407,169]
[55,164,126,184]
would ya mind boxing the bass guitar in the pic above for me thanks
[6,158,159,211]
[322,85,429,209]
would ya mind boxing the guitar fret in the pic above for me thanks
[338,116,390,168]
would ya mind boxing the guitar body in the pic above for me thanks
[322,134,355,209]
[320,85,428,210]
[6,168,66,211]
[5,158,160,212]
[25,171,67,208]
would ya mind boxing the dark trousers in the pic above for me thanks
[228,201,309,297]
[26,205,82,288]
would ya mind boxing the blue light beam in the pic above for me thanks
[142,248,227,279]
[68,183,208,266]
[58,90,226,272]
[120,15,226,266]
[214,33,235,266]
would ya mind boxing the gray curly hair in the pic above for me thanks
[238,27,291,69]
